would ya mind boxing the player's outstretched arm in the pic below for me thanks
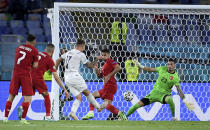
[94,63,103,78]
[133,59,156,72]
[85,57,99,68]
[55,57,63,70]
[52,72,69,99]
[104,64,121,84]
[176,85,194,111]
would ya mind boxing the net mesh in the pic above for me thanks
[54,5,210,121]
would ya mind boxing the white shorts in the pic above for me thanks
[64,72,87,97]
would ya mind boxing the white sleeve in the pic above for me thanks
[61,53,66,59]
[81,53,88,64]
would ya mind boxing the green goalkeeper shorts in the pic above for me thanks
[143,90,170,104]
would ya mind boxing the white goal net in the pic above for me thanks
[50,3,210,121]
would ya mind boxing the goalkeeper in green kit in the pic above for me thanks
[126,58,194,121]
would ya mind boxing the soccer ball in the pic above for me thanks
[123,91,134,101]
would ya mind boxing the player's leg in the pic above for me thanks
[126,98,147,117]
[101,85,127,120]
[42,91,52,120]
[163,95,176,120]
[4,75,20,123]
[68,85,82,120]
[126,90,157,118]
[34,79,52,120]
[104,100,118,115]
[89,91,101,111]
[19,76,33,124]
[126,98,149,117]
[3,94,16,123]
[99,99,126,120]
[82,89,101,111]
[82,91,100,120]
[69,93,82,120]
[19,95,32,124]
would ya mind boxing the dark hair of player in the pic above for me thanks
[101,48,110,53]
[46,44,55,52]
[168,58,176,63]
[76,39,85,45]
[27,34,36,42]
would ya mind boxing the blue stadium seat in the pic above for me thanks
[44,27,51,36]
[10,20,24,28]
[28,28,43,35]
[63,26,76,33]
[62,33,77,43]
[43,21,51,29]
[1,72,12,80]
[128,23,134,29]
[0,26,11,35]
[35,43,47,52]
[35,34,46,42]
[43,14,50,23]
[26,20,40,29]
[46,35,52,43]
[0,20,7,26]
[65,44,71,50]
[200,75,209,82]
[12,27,27,35]
[28,14,42,21]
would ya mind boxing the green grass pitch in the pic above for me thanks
[0,120,209,130]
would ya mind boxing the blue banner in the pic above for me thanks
[0,81,209,121]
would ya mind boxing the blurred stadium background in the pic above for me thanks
[0,0,209,81]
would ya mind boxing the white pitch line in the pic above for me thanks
[3,123,209,129]
[3,124,133,128]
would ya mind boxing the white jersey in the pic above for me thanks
[61,49,88,73]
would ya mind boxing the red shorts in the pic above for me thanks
[99,83,117,101]
[9,75,33,96]
[32,78,48,95]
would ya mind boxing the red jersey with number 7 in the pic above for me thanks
[13,44,38,76]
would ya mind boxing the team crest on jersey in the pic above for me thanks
[170,76,173,80]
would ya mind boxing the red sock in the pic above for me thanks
[106,104,119,115]
[44,95,51,116]
[21,102,30,118]
[4,101,12,117]
[89,104,95,111]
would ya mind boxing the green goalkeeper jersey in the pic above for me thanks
[153,66,180,95]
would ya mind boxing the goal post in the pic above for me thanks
[50,3,210,121]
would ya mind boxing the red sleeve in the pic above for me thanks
[109,59,118,68]
[33,48,39,62]
[48,58,57,73]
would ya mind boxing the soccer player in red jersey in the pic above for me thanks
[82,48,127,120]
[3,34,39,124]
[18,44,69,121]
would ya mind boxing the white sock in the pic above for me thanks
[71,99,81,113]
[89,111,94,114]
[87,94,100,109]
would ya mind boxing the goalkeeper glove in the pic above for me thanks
[183,98,194,111]
[133,59,145,69]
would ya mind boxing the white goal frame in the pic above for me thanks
[51,3,210,120]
